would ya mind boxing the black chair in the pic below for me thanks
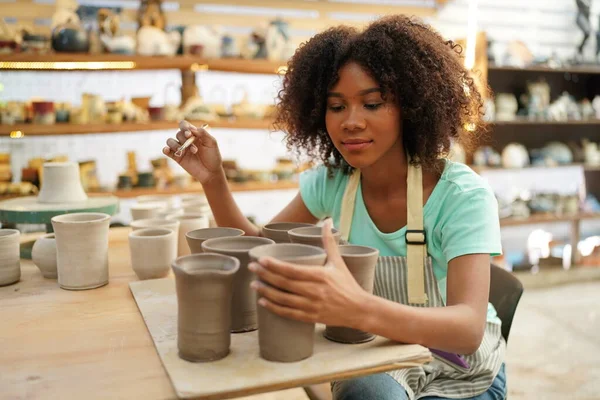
[489,264,524,343]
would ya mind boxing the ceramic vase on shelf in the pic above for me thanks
[37,162,88,204]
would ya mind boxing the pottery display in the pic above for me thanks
[37,162,88,204]
[130,218,180,255]
[495,93,518,121]
[249,243,327,362]
[51,212,110,290]
[182,25,222,58]
[172,253,240,362]
[0,229,20,286]
[31,233,58,279]
[202,236,275,333]
[136,195,175,208]
[261,222,314,243]
[130,201,167,221]
[288,226,341,248]
[501,143,530,168]
[137,26,180,56]
[52,22,90,53]
[167,213,210,256]
[129,228,177,280]
[324,245,379,344]
[185,227,244,254]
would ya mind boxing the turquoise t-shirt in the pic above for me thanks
[299,160,502,323]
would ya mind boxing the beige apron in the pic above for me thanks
[335,163,506,399]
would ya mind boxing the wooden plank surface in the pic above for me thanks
[0,228,310,400]
[130,277,431,400]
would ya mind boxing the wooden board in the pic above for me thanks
[0,227,310,400]
[129,278,432,400]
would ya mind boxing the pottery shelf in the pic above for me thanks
[88,180,299,198]
[492,119,600,126]
[488,64,600,75]
[0,54,287,74]
[1,119,275,136]
[499,212,600,227]
[469,164,600,173]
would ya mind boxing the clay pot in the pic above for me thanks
[37,162,88,203]
[172,253,240,362]
[31,233,58,279]
[249,243,327,362]
[185,227,245,254]
[129,228,177,280]
[180,194,208,204]
[166,213,209,256]
[288,226,341,248]
[324,245,379,344]
[202,236,275,333]
[0,229,20,286]
[261,222,314,243]
[136,195,175,208]
[51,212,110,290]
[130,201,167,221]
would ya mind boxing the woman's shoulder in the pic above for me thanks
[299,164,350,219]
[439,160,494,195]
[300,164,349,191]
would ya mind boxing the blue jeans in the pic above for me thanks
[332,364,507,400]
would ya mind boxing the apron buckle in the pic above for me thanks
[406,230,426,245]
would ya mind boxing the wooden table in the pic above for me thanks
[0,228,430,400]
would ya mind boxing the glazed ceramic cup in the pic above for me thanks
[172,253,240,362]
[288,226,341,248]
[31,233,57,279]
[166,213,209,257]
[130,201,167,221]
[51,212,110,290]
[202,236,275,333]
[0,229,20,286]
[324,245,379,344]
[186,227,245,254]
[129,228,177,280]
[130,218,180,255]
[249,243,327,362]
[261,222,314,243]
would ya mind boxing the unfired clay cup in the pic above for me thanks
[51,212,110,290]
[249,243,327,362]
[186,227,245,254]
[130,218,180,255]
[0,229,20,286]
[129,228,177,280]
[202,236,275,333]
[136,195,175,208]
[32,233,58,279]
[130,201,167,221]
[166,213,209,257]
[261,222,314,243]
[288,226,341,248]
[324,245,379,344]
[172,253,240,362]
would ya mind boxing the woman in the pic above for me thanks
[163,15,506,400]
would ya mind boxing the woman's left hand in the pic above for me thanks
[249,219,370,329]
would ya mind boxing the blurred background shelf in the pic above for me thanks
[1,119,275,136]
[499,212,600,227]
[488,64,600,75]
[492,119,600,125]
[470,163,600,172]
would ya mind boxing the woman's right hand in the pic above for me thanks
[163,120,224,185]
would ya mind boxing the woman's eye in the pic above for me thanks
[328,105,345,112]
[365,103,383,110]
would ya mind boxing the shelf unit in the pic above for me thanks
[469,163,600,173]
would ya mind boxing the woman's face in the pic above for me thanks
[325,62,402,170]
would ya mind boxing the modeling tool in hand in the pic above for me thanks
[174,122,209,157]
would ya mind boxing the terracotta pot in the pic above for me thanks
[202,236,275,333]
[185,227,244,254]
[130,201,167,221]
[31,233,57,279]
[172,253,240,362]
[324,245,379,344]
[129,228,177,280]
[0,229,20,286]
[249,243,326,362]
[51,212,110,290]
[166,213,209,256]
[37,162,88,203]
[261,222,314,243]
[288,226,341,248]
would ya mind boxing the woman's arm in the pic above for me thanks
[359,253,490,354]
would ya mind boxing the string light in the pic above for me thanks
[10,131,24,139]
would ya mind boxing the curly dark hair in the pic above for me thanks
[274,15,486,173]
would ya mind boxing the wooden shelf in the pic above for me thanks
[488,64,600,75]
[89,180,299,199]
[470,164,600,173]
[1,119,275,136]
[500,212,600,227]
[0,54,286,74]
[492,119,600,126]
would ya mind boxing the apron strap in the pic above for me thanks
[406,162,428,304]
[339,170,361,242]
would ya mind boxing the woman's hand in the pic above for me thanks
[163,120,224,184]
[249,219,370,329]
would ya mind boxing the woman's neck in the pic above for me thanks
[360,140,407,197]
